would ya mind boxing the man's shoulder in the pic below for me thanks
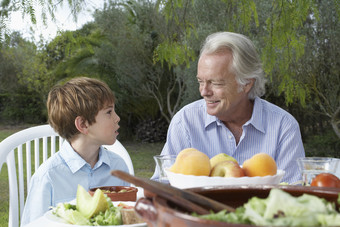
[171,99,205,122]
[258,98,298,122]
[176,99,205,115]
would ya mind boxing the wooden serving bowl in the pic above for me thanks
[89,186,138,201]
[135,185,340,227]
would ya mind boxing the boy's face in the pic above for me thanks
[87,103,120,146]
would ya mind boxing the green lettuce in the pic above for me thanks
[52,195,123,226]
[195,188,340,227]
[53,203,92,225]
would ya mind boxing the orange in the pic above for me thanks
[242,153,277,177]
[170,148,211,176]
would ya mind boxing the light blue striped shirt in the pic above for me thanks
[153,97,305,183]
[21,140,129,226]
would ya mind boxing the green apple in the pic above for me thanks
[210,161,245,177]
[210,153,238,169]
[76,185,109,219]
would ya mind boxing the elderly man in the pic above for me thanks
[152,32,305,183]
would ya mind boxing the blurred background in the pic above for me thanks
[0,0,339,158]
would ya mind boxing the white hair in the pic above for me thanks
[200,32,266,99]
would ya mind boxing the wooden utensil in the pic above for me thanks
[111,170,236,215]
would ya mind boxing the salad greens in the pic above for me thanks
[194,188,340,226]
[52,195,123,226]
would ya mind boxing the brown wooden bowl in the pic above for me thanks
[135,185,340,227]
[89,186,138,201]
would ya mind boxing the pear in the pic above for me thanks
[210,153,238,169]
[76,185,109,219]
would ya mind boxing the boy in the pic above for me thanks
[21,77,130,225]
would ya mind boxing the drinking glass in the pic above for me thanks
[153,155,177,184]
[297,157,339,186]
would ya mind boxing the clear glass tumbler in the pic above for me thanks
[297,157,339,186]
[153,155,177,184]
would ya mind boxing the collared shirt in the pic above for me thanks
[21,140,129,226]
[152,97,305,184]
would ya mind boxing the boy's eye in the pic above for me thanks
[107,110,112,114]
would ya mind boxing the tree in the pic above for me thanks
[0,0,88,43]
[0,32,46,123]
[94,0,184,123]
[298,0,340,138]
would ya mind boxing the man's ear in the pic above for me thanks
[74,116,88,134]
[244,78,255,93]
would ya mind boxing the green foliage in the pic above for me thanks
[154,40,195,68]
[0,32,47,124]
[1,0,339,141]
[0,92,46,123]
[262,0,318,106]
[304,130,340,158]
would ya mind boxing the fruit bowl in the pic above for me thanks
[165,169,285,189]
[89,186,138,201]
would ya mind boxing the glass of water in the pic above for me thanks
[153,155,177,184]
[297,157,339,186]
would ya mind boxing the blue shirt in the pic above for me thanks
[152,97,305,184]
[21,140,129,226]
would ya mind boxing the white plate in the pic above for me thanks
[165,169,285,189]
[44,202,147,227]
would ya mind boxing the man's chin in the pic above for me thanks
[206,108,218,116]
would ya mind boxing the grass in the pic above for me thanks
[0,126,163,226]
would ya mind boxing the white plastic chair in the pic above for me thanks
[0,124,134,227]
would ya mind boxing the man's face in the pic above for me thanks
[197,51,249,122]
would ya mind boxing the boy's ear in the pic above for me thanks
[74,116,88,134]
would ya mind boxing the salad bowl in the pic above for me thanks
[135,185,340,227]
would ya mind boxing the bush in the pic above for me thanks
[304,130,340,158]
[0,92,46,124]
[135,118,168,143]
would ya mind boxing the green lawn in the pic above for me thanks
[0,126,163,226]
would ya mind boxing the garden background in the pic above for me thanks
[0,0,339,225]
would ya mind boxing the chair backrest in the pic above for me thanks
[0,124,134,227]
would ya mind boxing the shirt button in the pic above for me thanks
[229,135,232,139]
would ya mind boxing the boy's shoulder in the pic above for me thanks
[101,147,129,171]
[30,152,64,180]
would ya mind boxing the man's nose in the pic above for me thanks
[200,83,211,96]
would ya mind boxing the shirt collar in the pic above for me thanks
[245,97,265,133]
[204,97,265,133]
[59,141,111,173]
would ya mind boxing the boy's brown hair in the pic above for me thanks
[47,77,116,140]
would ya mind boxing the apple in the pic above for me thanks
[210,161,245,177]
[210,153,238,169]
[76,185,109,219]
